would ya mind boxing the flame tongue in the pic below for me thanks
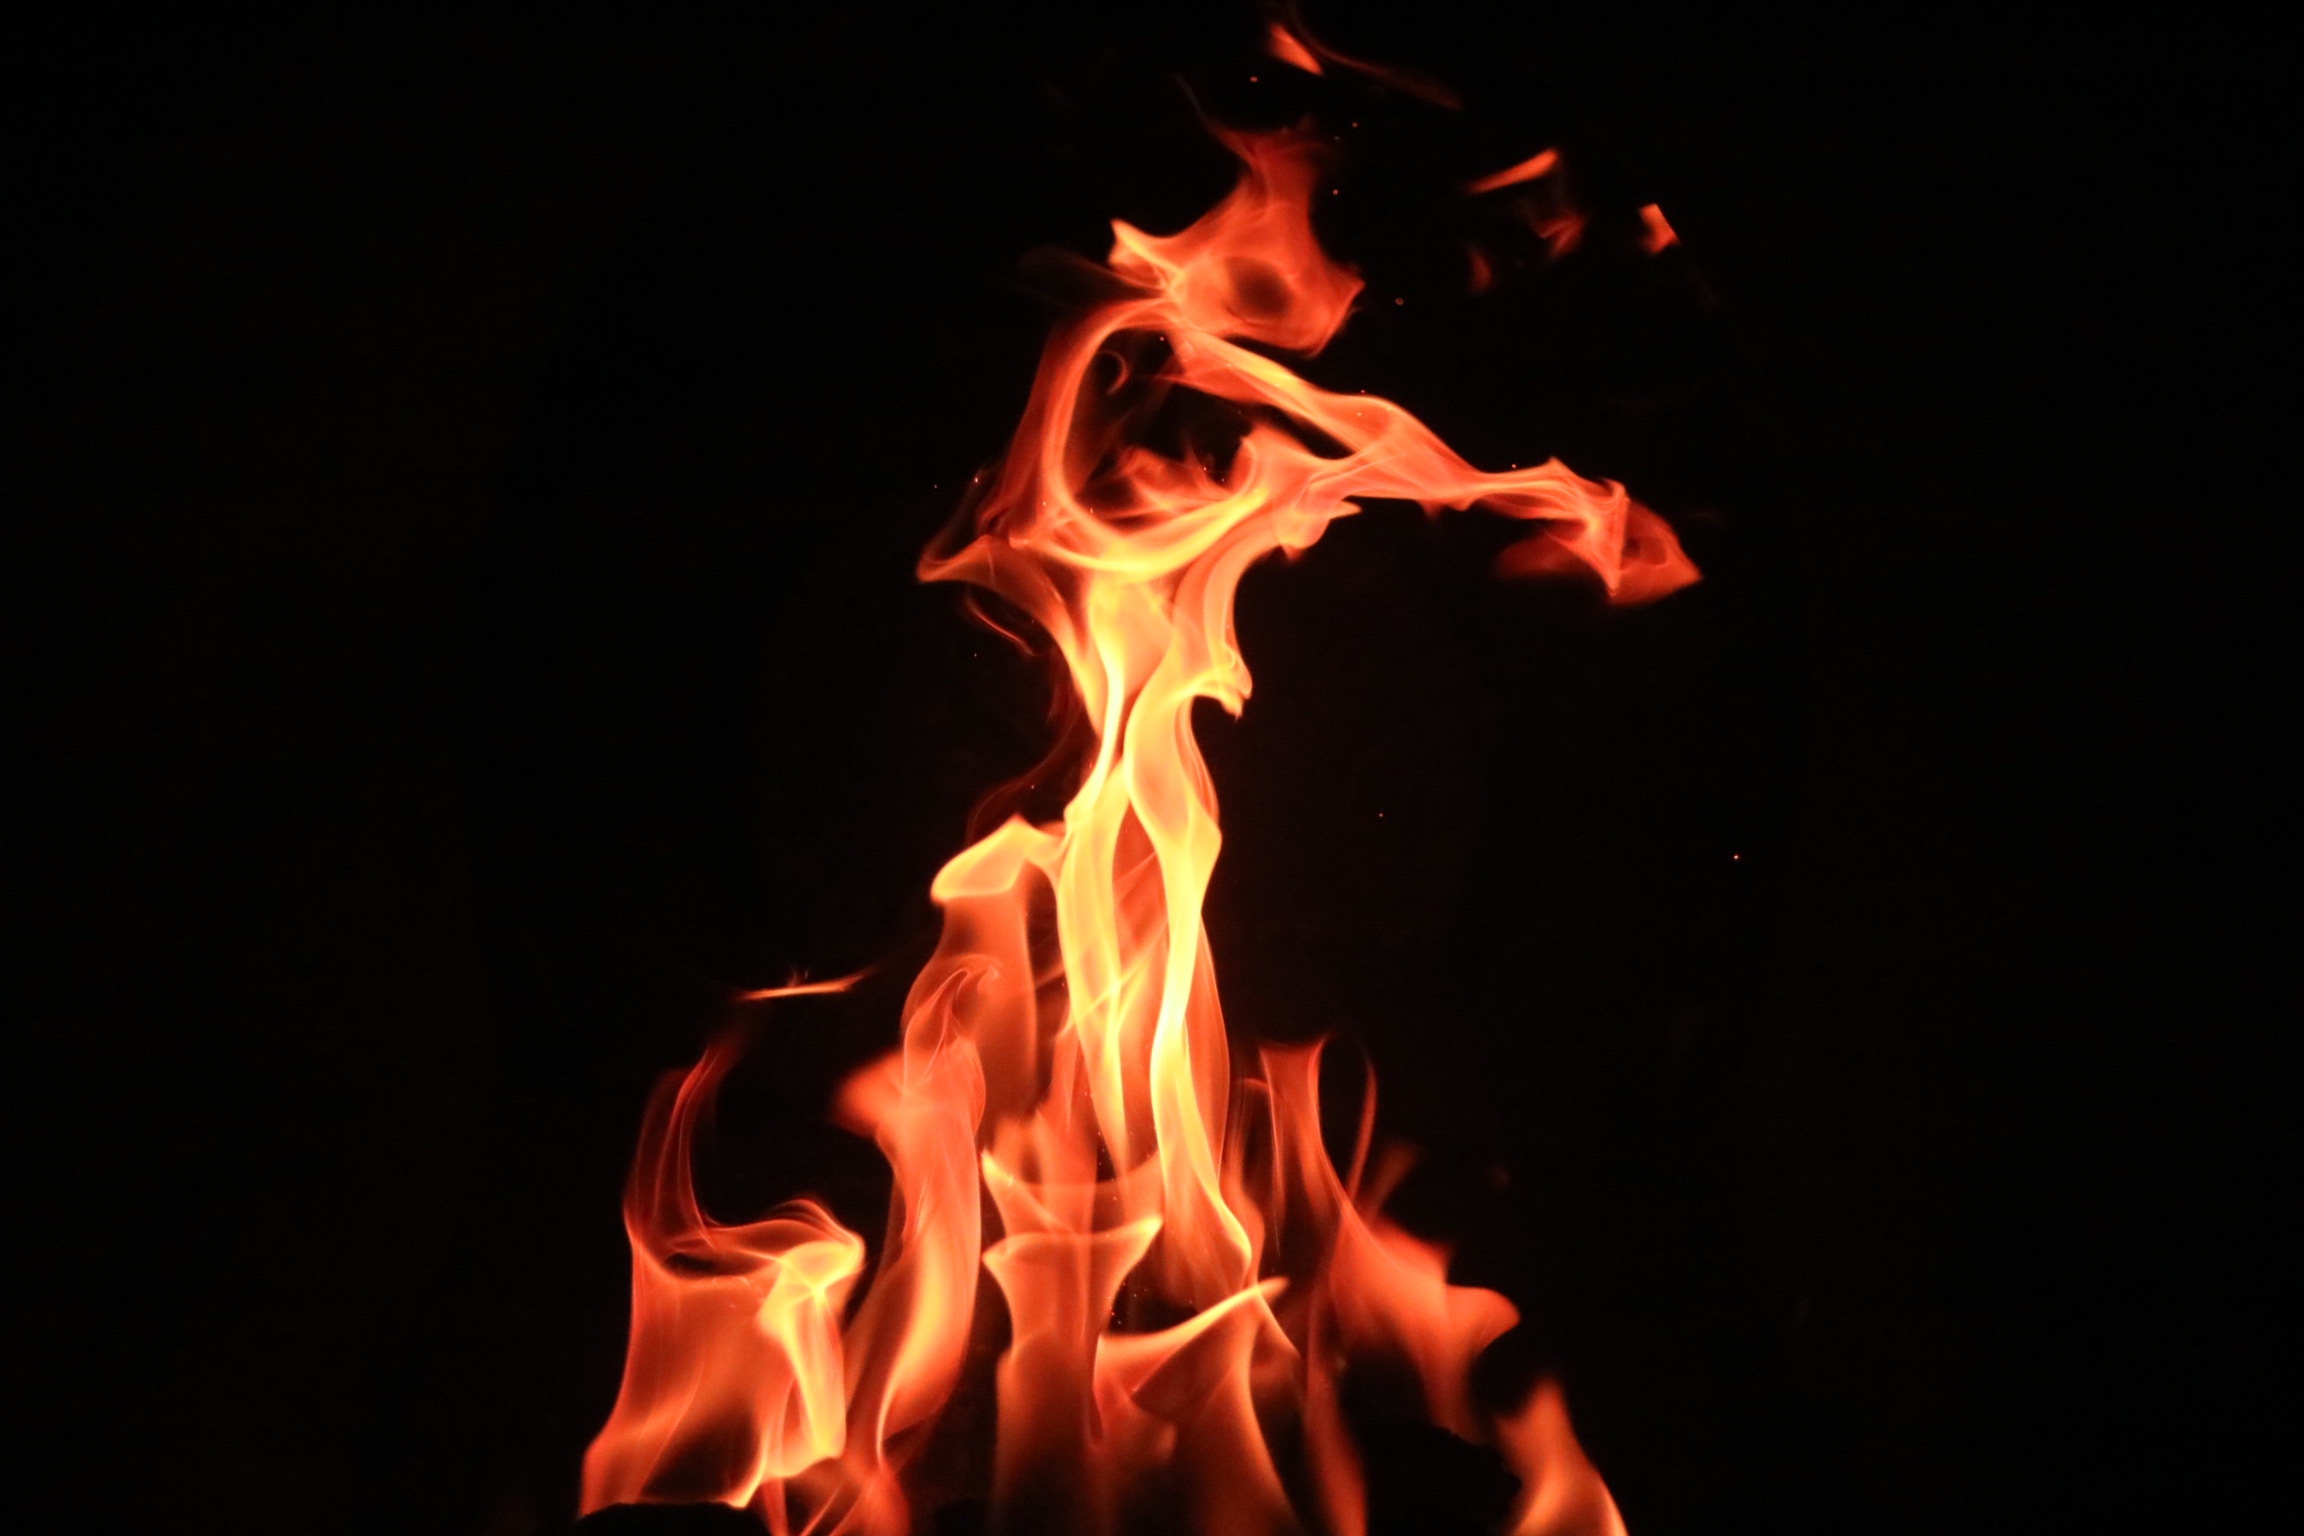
[582,122,1691,1536]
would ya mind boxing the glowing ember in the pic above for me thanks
[581,55,1695,1536]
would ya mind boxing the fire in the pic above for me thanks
[581,89,1695,1536]
[1467,148,1586,262]
[1466,149,1560,195]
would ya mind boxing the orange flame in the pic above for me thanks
[1264,21,1324,76]
[583,120,1686,1535]
[1469,148,1587,260]
[1261,10,1462,107]
[1467,149,1560,195]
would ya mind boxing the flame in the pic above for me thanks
[1260,9,1462,107]
[1467,244,1496,294]
[1467,149,1561,195]
[583,118,1691,1534]
[1469,148,1586,260]
[1264,21,1324,76]
[1498,1382,1630,1536]
[1637,204,1679,254]
[581,1037,868,1517]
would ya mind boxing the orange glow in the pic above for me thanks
[581,1037,868,1517]
[1498,1381,1632,1536]
[737,970,869,1002]
[1265,21,1324,75]
[1467,242,1496,294]
[1638,204,1679,253]
[1261,7,1462,107]
[1468,148,1560,194]
[583,117,1691,1534]
[1469,148,1586,258]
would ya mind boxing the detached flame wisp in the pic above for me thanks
[583,121,1692,1536]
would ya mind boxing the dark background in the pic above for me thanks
[23,5,2287,1534]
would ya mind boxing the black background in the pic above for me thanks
[23,5,2287,1535]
